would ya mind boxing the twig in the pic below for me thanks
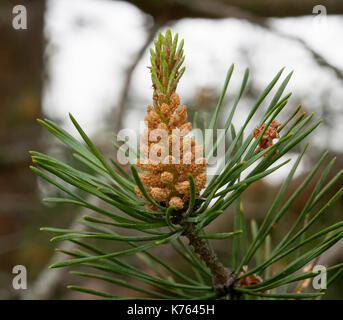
[114,23,160,132]
[173,211,235,297]
[269,28,343,82]
[318,238,343,266]
[173,0,268,27]
[184,223,235,296]
[294,257,320,293]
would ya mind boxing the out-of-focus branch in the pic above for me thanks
[182,0,343,83]
[122,0,343,83]
[269,28,343,82]
[121,0,343,19]
[22,23,160,300]
[318,239,343,267]
[173,0,268,26]
[178,0,269,26]
[114,23,160,132]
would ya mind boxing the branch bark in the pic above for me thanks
[184,223,235,296]
[172,208,236,297]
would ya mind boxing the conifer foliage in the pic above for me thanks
[31,30,343,299]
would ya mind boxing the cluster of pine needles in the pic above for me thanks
[30,30,343,300]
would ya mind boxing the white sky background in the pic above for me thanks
[43,0,343,184]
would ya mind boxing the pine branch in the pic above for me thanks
[30,29,343,300]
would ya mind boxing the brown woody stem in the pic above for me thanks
[182,222,236,296]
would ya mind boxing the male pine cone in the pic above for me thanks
[135,93,207,210]
[134,30,207,210]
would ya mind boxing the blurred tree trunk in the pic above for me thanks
[0,0,44,261]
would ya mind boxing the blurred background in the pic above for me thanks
[0,0,342,299]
